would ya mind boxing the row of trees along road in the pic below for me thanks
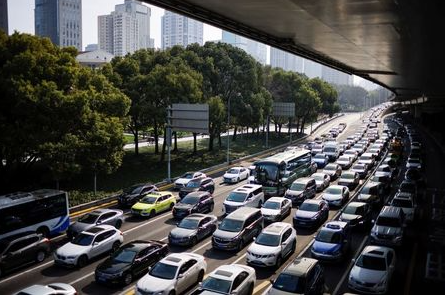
[0,32,339,192]
[103,42,340,158]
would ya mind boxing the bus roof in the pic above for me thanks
[257,149,310,165]
[0,189,65,208]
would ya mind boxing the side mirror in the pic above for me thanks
[253,237,256,241]
[281,242,287,246]
[147,266,152,271]
[270,278,275,284]
[93,242,99,246]
[351,258,355,263]
[96,220,102,225]
[371,219,375,224]
[178,273,184,279]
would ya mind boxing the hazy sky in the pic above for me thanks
[8,0,222,49]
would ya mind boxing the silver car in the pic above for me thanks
[169,214,218,246]
[66,208,124,239]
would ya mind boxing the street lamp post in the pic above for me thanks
[227,95,232,165]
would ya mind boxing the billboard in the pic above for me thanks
[171,103,209,134]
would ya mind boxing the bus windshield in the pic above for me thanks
[255,163,279,182]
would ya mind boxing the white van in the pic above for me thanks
[322,142,340,161]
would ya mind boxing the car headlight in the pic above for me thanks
[377,276,387,287]
[67,255,77,259]
[311,214,319,220]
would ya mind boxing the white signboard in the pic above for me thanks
[273,102,295,117]
[171,103,209,134]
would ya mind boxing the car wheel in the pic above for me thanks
[237,239,244,251]
[197,269,205,283]
[36,226,49,238]
[36,250,46,262]
[291,239,297,253]
[150,210,156,218]
[191,237,198,247]
[77,255,88,268]
[123,272,133,286]
[115,220,122,229]
[247,283,254,295]
[258,200,263,208]
[112,241,121,252]
[275,255,283,268]
[237,177,240,182]
[208,203,214,213]
[168,290,176,295]
[169,203,174,210]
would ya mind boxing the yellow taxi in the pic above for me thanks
[131,192,176,217]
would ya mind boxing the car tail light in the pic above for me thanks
[120,231,123,236]
[42,238,50,244]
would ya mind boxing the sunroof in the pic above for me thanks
[215,270,233,277]
[165,256,182,263]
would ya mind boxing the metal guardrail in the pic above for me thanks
[69,113,345,216]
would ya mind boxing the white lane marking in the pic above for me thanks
[69,271,95,285]
[231,253,247,265]
[332,235,368,295]
[0,260,54,284]
[160,236,167,241]
[192,240,212,253]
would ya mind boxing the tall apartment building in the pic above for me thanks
[221,31,267,64]
[98,0,154,57]
[35,0,82,51]
[0,0,8,34]
[322,66,353,86]
[270,47,304,72]
[161,11,203,49]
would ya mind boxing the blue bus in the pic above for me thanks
[0,189,70,239]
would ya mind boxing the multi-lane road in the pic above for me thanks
[0,111,441,295]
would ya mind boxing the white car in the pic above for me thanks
[223,184,264,215]
[311,172,330,192]
[197,264,256,295]
[246,222,296,267]
[174,171,206,190]
[12,283,76,295]
[54,225,123,268]
[135,253,207,295]
[247,165,256,184]
[343,149,359,161]
[348,246,396,294]
[358,153,376,169]
[223,167,249,183]
[390,192,416,222]
[261,197,292,223]
[336,155,353,169]
[322,185,350,207]
[406,157,422,169]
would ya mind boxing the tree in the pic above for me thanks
[0,32,130,192]
[207,96,226,151]
[309,78,339,117]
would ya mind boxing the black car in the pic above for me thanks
[405,168,425,187]
[339,201,372,229]
[172,191,215,219]
[179,177,215,199]
[95,240,168,286]
[0,232,51,277]
[117,183,158,207]
[169,214,218,246]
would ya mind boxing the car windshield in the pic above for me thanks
[227,169,239,174]
[111,249,137,264]
[78,213,99,224]
[186,180,200,188]
[178,218,200,229]
[360,155,372,161]
[314,154,325,159]
[316,230,342,243]
[181,173,194,179]
[201,277,232,294]
[391,199,413,208]
[324,165,337,171]
[376,216,401,227]
[299,202,319,212]
[290,183,305,191]
[219,219,244,232]
[263,201,281,210]
[324,147,336,153]
[255,163,279,182]
[140,196,157,204]
[180,195,200,205]
[72,233,94,246]
[356,255,386,271]
[255,232,281,247]
[226,192,247,202]
[326,187,342,194]
[272,273,306,293]
[149,262,178,280]
[341,173,354,179]
[123,185,143,194]
[352,164,364,170]
[343,205,363,215]
[339,156,350,161]
[361,186,378,195]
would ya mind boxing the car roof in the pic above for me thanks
[145,191,172,197]
[122,240,165,252]
[14,284,60,295]
[160,253,201,266]
[233,184,262,193]
[328,185,345,190]
[183,191,210,198]
[184,213,210,221]
[226,207,260,220]
[302,199,323,205]
[283,257,318,277]
[84,225,115,234]
[210,264,248,280]
[346,202,367,208]
[379,206,403,217]
[262,222,290,235]
[361,245,393,257]
[322,221,348,231]
[293,177,313,184]
[267,197,287,203]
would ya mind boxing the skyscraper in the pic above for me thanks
[0,0,8,34]
[321,66,353,85]
[98,0,154,57]
[221,31,267,64]
[270,47,303,72]
[35,0,82,51]
[161,11,203,49]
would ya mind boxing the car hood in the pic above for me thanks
[175,178,190,185]
[294,210,318,219]
[312,241,340,253]
[119,193,139,200]
[223,173,238,178]
[174,203,194,210]
[248,242,280,255]
[340,213,361,222]
[357,194,376,202]
[261,208,280,216]
[137,274,173,292]
[322,193,342,201]
[96,257,130,274]
[180,187,199,193]
[224,200,245,207]
[286,190,303,196]
[337,160,349,164]
[350,265,387,284]
[359,159,373,164]
[57,242,89,257]
[323,170,335,176]
[339,178,354,184]
[314,158,326,163]
[375,172,390,177]
[132,202,155,210]
[69,222,92,235]
[170,227,196,238]
[372,225,402,236]
[213,229,239,240]
[315,180,324,186]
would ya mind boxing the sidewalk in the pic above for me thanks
[123,115,341,150]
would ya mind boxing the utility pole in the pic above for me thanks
[167,107,172,182]
[227,95,231,165]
